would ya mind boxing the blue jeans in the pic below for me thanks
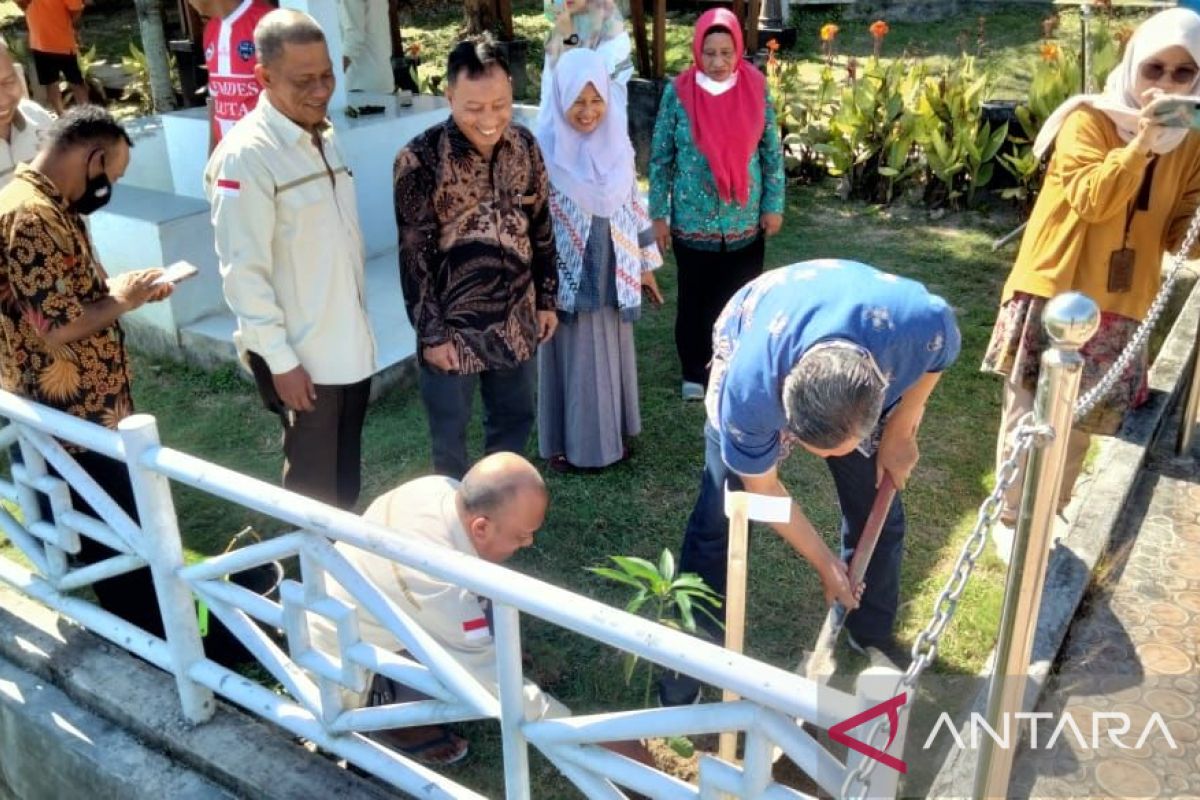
[679,422,906,645]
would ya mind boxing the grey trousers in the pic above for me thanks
[418,359,536,480]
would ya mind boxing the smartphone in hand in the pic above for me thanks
[153,260,200,286]
[1149,95,1200,129]
[641,283,663,308]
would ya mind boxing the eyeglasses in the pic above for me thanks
[1139,61,1199,85]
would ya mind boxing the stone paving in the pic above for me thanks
[1011,425,1200,800]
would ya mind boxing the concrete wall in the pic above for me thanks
[0,585,394,800]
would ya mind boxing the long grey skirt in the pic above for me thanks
[537,307,641,468]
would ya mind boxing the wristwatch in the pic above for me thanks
[563,33,580,46]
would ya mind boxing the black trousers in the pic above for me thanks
[11,443,165,638]
[418,359,536,480]
[248,352,371,510]
[673,234,765,386]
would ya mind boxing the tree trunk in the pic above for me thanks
[462,0,497,36]
[134,0,178,112]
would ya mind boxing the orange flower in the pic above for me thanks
[766,38,780,52]
[820,23,839,42]
[1040,42,1059,62]
[869,20,889,39]
[406,41,422,57]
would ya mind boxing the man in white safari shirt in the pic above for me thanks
[204,9,375,509]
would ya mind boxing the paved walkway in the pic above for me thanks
[1011,415,1200,799]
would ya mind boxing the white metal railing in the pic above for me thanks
[0,389,906,800]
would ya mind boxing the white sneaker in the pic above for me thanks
[992,521,1016,566]
[681,381,705,401]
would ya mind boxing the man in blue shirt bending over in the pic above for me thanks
[661,259,961,705]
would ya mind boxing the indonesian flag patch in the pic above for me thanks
[215,178,241,197]
[461,616,490,642]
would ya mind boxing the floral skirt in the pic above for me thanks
[980,292,1149,436]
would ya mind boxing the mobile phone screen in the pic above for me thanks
[1151,97,1200,128]
[154,261,199,286]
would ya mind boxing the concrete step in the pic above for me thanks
[178,248,416,390]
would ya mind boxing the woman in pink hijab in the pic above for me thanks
[648,8,786,401]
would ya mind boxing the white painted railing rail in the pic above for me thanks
[0,389,907,800]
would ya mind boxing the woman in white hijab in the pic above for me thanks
[539,0,633,118]
[983,7,1200,562]
[535,48,663,473]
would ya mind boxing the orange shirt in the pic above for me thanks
[26,0,83,56]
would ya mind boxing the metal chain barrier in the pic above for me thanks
[837,204,1200,799]
[1075,206,1200,420]
[839,418,1053,800]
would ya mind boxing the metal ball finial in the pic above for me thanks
[1042,292,1100,349]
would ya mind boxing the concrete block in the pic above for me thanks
[0,658,231,800]
[0,585,394,800]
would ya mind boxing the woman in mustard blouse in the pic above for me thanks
[983,8,1200,562]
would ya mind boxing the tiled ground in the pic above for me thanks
[1012,433,1200,800]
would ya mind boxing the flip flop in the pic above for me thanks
[372,728,470,767]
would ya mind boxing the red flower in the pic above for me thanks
[869,20,889,39]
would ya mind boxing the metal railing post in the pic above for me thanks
[118,414,214,723]
[493,602,532,800]
[973,293,1099,799]
[1176,312,1200,455]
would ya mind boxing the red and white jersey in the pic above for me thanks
[203,0,273,142]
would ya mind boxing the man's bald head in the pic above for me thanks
[458,453,548,563]
[459,452,546,515]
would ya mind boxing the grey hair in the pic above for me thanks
[782,341,887,450]
[254,9,326,68]
[459,465,546,516]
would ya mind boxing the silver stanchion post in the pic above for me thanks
[1176,314,1200,455]
[972,292,1099,800]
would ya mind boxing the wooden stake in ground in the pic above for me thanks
[718,488,791,765]
[718,491,750,764]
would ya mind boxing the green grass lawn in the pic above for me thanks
[40,182,1016,796]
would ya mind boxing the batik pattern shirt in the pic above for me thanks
[0,167,133,435]
[648,82,786,252]
[394,119,558,374]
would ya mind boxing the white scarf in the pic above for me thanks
[535,48,636,219]
[1034,7,1200,158]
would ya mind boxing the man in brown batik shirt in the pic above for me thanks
[394,34,557,480]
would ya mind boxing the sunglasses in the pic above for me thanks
[1139,61,1199,85]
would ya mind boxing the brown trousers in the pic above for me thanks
[248,352,371,510]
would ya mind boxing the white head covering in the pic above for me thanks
[1033,8,1200,158]
[535,48,636,219]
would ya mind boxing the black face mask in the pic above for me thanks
[70,150,113,215]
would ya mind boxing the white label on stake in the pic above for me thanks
[725,488,791,523]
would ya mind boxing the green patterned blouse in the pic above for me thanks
[648,81,786,252]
